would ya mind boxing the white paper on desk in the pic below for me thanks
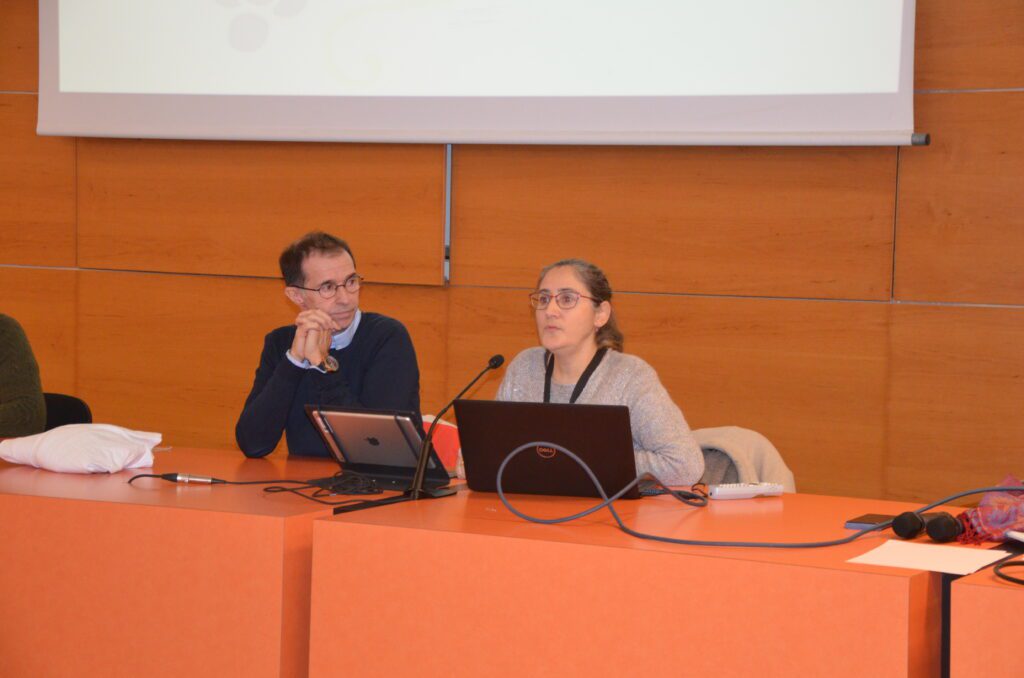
[847,540,1009,575]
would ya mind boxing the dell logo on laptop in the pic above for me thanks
[536,446,557,459]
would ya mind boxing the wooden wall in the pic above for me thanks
[1,0,1021,501]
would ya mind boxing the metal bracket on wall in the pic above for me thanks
[443,143,453,284]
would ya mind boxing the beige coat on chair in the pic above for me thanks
[693,426,796,492]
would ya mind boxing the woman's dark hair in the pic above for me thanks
[278,231,355,286]
[537,258,624,352]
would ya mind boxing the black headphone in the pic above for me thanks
[892,511,963,543]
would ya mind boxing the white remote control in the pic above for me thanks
[709,482,784,500]
[1007,530,1024,544]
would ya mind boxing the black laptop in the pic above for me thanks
[452,399,641,499]
[304,405,450,490]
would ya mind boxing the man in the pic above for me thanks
[235,232,422,457]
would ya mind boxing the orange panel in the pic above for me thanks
[451,145,896,300]
[445,287,890,499]
[916,0,1024,90]
[443,288,535,403]
[887,304,1024,502]
[75,271,448,451]
[618,295,891,499]
[0,0,37,92]
[0,94,77,267]
[77,139,445,285]
[895,93,1024,305]
[951,565,1024,678]
[311,492,941,678]
[0,495,289,678]
[0,266,77,394]
[0,448,342,678]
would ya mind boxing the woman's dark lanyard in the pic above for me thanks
[543,347,608,404]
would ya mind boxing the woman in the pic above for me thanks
[496,259,704,486]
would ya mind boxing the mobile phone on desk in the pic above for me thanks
[844,513,896,530]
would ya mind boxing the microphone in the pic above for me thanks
[925,512,964,543]
[158,473,219,484]
[406,354,505,500]
[891,512,943,540]
[897,493,1024,544]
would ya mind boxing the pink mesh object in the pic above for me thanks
[958,475,1024,544]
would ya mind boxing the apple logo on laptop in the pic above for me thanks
[365,437,380,446]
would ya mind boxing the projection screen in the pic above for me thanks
[37,0,918,145]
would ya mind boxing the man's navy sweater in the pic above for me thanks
[235,312,422,458]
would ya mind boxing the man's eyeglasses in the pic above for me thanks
[290,275,363,299]
[529,290,599,310]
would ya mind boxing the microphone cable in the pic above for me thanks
[127,470,382,507]
[496,441,1024,550]
[129,368,387,506]
[993,558,1024,586]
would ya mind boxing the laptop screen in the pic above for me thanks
[453,399,640,499]
[304,405,450,490]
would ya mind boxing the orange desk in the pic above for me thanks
[309,491,943,678]
[0,448,345,678]
[950,554,1024,678]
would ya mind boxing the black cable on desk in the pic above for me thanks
[993,560,1024,586]
[496,441,1023,550]
[128,473,228,486]
[127,470,382,506]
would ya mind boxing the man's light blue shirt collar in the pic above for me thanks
[330,309,361,350]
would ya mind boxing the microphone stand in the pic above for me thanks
[333,356,502,514]
[406,361,496,500]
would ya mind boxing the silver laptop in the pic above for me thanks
[304,405,450,490]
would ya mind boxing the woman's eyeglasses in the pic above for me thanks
[529,290,599,310]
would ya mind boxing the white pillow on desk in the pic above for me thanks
[0,423,160,473]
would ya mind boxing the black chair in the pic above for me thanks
[43,393,93,430]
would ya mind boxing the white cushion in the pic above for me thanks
[0,423,160,474]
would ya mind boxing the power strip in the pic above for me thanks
[708,482,784,500]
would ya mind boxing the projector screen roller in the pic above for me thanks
[38,0,917,145]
